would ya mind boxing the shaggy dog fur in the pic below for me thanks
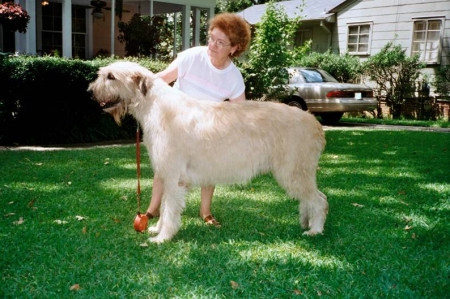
[88,61,328,243]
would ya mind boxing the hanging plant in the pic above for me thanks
[0,2,31,33]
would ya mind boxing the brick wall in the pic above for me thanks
[376,97,450,121]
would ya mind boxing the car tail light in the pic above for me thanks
[326,91,353,98]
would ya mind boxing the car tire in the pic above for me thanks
[319,112,344,124]
[282,98,307,111]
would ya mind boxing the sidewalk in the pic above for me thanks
[324,122,450,133]
[0,139,136,151]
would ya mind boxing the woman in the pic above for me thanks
[144,13,251,227]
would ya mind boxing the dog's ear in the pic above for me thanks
[139,77,153,96]
[131,74,153,96]
[131,74,142,89]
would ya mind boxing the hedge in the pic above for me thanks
[0,56,168,146]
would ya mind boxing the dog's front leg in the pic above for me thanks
[148,217,162,235]
[149,179,186,243]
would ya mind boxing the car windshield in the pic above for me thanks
[300,69,338,83]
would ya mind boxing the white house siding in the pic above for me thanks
[332,0,450,67]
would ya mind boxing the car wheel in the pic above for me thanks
[319,112,344,124]
[282,98,307,111]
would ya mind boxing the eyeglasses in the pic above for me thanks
[207,35,231,49]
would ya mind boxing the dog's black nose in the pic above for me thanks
[87,88,96,101]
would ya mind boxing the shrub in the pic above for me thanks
[433,65,450,100]
[295,49,363,83]
[0,56,168,145]
[362,41,425,118]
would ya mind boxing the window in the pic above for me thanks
[41,3,87,58]
[347,23,371,55]
[42,2,62,56]
[72,6,87,59]
[411,18,442,64]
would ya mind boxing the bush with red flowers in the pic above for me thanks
[0,2,30,33]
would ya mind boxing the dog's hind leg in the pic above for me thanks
[149,179,187,243]
[299,189,328,235]
[274,170,328,236]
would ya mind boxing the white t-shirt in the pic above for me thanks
[173,46,245,102]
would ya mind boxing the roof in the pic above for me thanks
[237,0,348,25]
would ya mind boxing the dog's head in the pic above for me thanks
[88,61,154,125]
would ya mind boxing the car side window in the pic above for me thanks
[301,70,324,83]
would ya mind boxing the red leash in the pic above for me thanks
[133,123,148,232]
[136,123,141,211]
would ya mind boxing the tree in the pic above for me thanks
[215,0,284,13]
[118,14,171,59]
[362,41,425,118]
[239,0,303,100]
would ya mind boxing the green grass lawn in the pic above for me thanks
[1,128,449,298]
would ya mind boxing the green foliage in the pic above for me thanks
[215,0,253,13]
[362,41,425,118]
[433,65,450,99]
[240,1,302,100]
[296,49,363,83]
[118,14,172,60]
[0,56,168,145]
[215,0,283,13]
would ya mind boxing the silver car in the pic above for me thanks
[281,67,377,124]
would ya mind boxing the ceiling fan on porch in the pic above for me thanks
[90,0,107,19]
[89,0,129,20]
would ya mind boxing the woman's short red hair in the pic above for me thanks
[209,13,251,58]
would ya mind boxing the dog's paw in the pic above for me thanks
[149,235,169,244]
[148,225,159,234]
[302,229,323,236]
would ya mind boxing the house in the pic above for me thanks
[239,0,450,119]
[240,0,449,66]
[0,0,216,59]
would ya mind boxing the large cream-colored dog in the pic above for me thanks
[88,61,328,243]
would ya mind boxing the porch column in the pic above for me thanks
[110,0,115,56]
[207,6,214,30]
[193,7,200,46]
[181,4,190,50]
[19,0,36,55]
[173,12,178,57]
[62,0,72,58]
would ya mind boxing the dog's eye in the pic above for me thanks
[107,73,116,80]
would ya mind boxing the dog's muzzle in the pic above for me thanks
[99,100,121,111]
